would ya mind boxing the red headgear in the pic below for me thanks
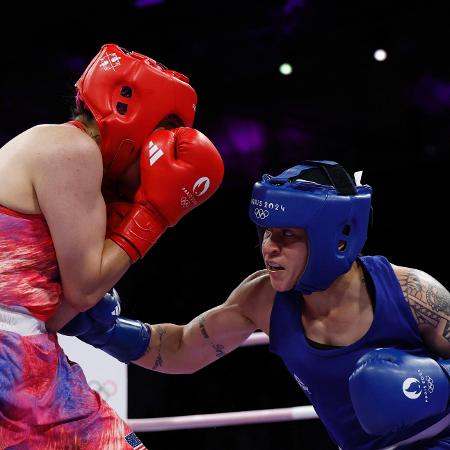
[75,43,197,179]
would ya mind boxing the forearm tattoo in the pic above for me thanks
[398,269,450,342]
[198,314,226,358]
[152,325,166,370]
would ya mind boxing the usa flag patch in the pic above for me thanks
[125,432,146,449]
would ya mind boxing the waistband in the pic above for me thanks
[0,304,46,336]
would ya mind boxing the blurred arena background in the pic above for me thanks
[2,1,450,448]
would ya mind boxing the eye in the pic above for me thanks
[282,229,295,237]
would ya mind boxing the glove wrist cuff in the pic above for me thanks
[109,204,168,262]
[109,234,141,263]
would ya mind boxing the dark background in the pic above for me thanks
[2,1,450,448]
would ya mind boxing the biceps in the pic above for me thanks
[45,194,106,272]
[35,160,106,293]
[182,305,257,361]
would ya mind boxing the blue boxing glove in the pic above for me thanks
[349,348,450,435]
[59,289,121,336]
[59,289,150,364]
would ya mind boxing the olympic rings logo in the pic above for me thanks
[254,208,269,219]
[89,379,118,400]
[180,197,190,208]
[426,375,434,393]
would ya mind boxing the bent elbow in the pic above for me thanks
[63,291,103,312]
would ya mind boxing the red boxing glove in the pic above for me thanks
[109,128,224,262]
[105,202,132,238]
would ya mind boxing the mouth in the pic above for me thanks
[266,261,285,272]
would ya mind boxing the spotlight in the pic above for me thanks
[279,63,293,75]
[373,49,387,62]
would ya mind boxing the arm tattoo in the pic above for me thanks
[152,325,166,370]
[398,269,450,342]
[198,314,226,358]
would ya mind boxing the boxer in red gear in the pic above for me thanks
[0,43,223,448]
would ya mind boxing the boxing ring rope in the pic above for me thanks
[127,332,319,432]
[127,405,318,432]
[240,331,270,347]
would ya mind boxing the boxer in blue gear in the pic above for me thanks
[66,160,450,449]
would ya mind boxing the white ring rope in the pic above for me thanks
[127,332,318,432]
[127,406,318,432]
[241,331,270,347]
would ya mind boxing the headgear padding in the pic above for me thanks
[76,43,197,178]
[249,160,372,294]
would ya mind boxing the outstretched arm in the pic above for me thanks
[57,270,272,371]
[136,301,257,374]
[394,265,450,357]
[135,271,272,374]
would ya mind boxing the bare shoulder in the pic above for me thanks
[392,263,450,356]
[236,269,271,286]
[226,269,275,333]
[0,124,101,213]
[230,269,274,299]
[392,264,450,318]
[28,125,102,187]
[27,124,100,164]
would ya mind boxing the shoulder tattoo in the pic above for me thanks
[398,268,450,341]
[198,314,226,358]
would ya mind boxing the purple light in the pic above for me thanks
[229,119,266,155]
[411,75,450,113]
[62,56,87,73]
[212,117,267,181]
[214,118,266,157]
[134,0,165,8]
[283,0,306,15]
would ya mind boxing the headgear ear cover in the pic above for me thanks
[249,160,372,294]
[75,43,197,178]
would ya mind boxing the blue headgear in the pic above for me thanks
[249,160,372,294]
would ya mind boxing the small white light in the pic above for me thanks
[374,49,387,62]
[279,63,293,75]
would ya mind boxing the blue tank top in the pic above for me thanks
[270,255,450,450]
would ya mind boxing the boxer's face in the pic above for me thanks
[262,227,308,292]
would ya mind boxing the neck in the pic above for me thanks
[301,261,364,316]
[73,116,101,146]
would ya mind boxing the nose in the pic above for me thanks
[262,232,281,256]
